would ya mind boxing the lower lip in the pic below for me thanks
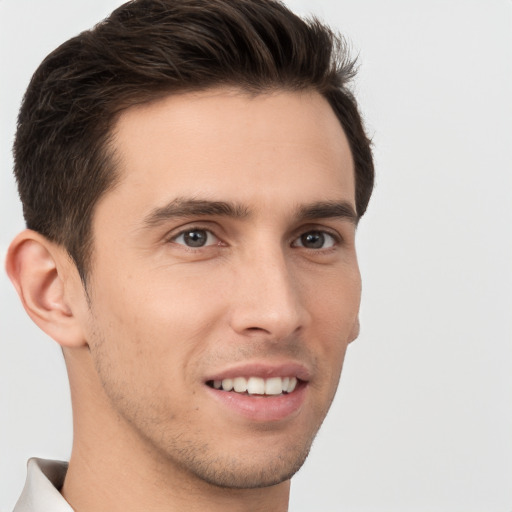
[205,383,307,422]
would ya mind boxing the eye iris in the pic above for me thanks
[301,232,324,249]
[183,230,208,247]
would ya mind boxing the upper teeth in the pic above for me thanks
[213,376,297,395]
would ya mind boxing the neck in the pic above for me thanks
[61,347,290,512]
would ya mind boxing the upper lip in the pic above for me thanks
[204,361,311,383]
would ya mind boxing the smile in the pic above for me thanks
[207,376,298,395]
[204,363,310,421]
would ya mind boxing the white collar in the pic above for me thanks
[13,458,73,512]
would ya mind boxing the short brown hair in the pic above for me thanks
[14,0,374,281]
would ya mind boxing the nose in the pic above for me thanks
[228,246,309,341]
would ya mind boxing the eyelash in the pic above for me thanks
[291,230,339,250]
[168,225,222,249]
[168,225,342,251]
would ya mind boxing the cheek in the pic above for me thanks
[307,264,361,327]
[305,266,361,380]
[85,268,225,382]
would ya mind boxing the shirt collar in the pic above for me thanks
[13,458,74,512]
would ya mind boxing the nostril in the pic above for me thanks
[229,296,307,340]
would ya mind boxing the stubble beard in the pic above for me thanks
[90,359,319,492]
[86,318,328,492]
[156,432,316,490]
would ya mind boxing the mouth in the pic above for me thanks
[206,376,299,396]
[204,364,309,422]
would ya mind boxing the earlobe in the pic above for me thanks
[348,317,360,344]
[6,229,87,348]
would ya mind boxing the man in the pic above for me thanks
[6,0,374,510]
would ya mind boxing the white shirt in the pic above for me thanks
[13,458,73,512]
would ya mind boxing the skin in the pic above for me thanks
[7,88,361,512]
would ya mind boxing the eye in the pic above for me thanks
[292,230,337,249]
[171,228,219,248]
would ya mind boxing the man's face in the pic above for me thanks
[82,88,360,488]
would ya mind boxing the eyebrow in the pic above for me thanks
[297,201,359,225]
[143,197,358,228]
[144,198,250,227]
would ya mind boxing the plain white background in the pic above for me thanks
[1,1,511,511]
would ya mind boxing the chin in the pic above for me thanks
[195,451,311,489]
[164,437,313,490]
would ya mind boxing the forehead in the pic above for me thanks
[101,88,355,221]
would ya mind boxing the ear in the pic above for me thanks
[348,317,360,344]
[5,229,88,348]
